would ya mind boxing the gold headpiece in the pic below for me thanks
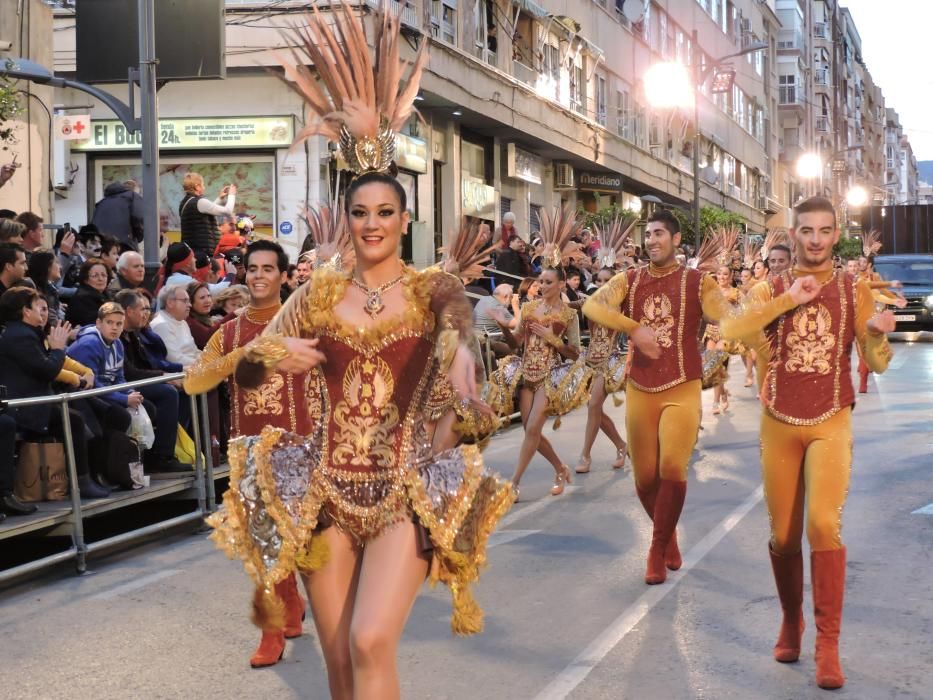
[277,1,427,175]
[742,235,762,269]
[534,206,586,271]
[438,219,502,284]
[300,200,354,272]
[595,213,638,270]
[862,229,882,257]
[711,225,742,268]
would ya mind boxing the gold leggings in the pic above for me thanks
[625,380,702,489]
[760,409,852,555]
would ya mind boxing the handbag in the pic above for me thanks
[14,441,67,502]
[105,429,143,490]
[175,425,203,466]
[127,406,155,450]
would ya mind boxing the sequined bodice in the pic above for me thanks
[520,301,573,385]
[586,323,618,367]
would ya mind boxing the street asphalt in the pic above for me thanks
[1,337,930,700]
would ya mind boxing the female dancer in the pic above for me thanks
[487,208,591,498]
[752,258,769,282]
[703,264,739,413]
[201,7,514,698]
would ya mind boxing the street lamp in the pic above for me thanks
[845,185,868,208]
[643,34,767,244]
[796,152,823,181]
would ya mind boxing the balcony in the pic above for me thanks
[365,0,418,28]
[512,60,538,87]
[816,116,830,133]
[779,85,807,112]
[814,22,829,40]
[814,68,830,87]
[777,28,805,52]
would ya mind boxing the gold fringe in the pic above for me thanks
[450,583,484,635]
[552,416,562,430]
[296,534,330,572]
[612,392,624,407]
[251,586,285,632]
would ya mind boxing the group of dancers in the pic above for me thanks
[182,2,899,696]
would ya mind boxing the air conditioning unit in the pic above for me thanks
[741,18,752,33]
[554,163,575,189]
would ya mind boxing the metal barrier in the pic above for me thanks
[0,373,216,584]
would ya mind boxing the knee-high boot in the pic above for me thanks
[812,547,847,689]
[769,546,804,662]
[858,357,870,394]
[645,479,686,584]
[250,587,286,669]
[636,484,682,571]
[278,573,306,639]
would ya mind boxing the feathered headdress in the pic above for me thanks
[693,230,725,273]
[761,228,790,261]
[534,206,586,270]
[711,225,742,268]
[594,213,638,269]
[277,1,427,174]
[742,235,762,269]
[439,220,502,284]
[862,229,882,257]
[300,201,354,271]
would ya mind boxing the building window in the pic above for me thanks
[570,60,585,114]
[473,0,497,64]
[595,74,607,126]
[530,204,542,237]
[616,87,634,141]
[779,74,797,104]
[431,0,457,44]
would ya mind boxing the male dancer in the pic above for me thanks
[583,209,730,585]
[722,197,894,689]
[767,243,792,276]
[185,240,314,668]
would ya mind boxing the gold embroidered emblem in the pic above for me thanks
[642,293,674,348]
[242,373,285,416]
[784,303,835,375]
[332,355,399,468]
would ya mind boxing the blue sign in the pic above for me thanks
[279,220,293,235]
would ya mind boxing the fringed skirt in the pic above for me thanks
[701,348,730,389]
[483,355,592,421]
[208,428,515,636]
[585,349,627,397]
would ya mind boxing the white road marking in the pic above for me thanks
[488,529,541,548]
[911,503,933,515]
[533,485,764,700]
[88,569,183,601]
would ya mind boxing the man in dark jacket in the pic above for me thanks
[494,234,532,286]
[91,181,144,252]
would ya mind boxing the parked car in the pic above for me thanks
[872,254,933,332]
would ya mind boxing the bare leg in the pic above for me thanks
[511,387,553,487]
[429,411,458,454]
[536,435,565,471]
[580,375,607,462]
[599,413,626,452]
[349,522,429,700]
[301,527,361,700]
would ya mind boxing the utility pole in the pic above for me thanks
[692,29,701,246]
[137,0,160,279]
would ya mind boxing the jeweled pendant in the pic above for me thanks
[365,291,384,317]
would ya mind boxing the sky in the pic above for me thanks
[843,0,933,161]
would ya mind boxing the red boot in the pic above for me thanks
[277,573,306,639]
[636,484,682,571]
[249,585,287,669]
[812,547,847,689]
[645,480,686,585]
[250,631,285,668]
[769,546,804,662]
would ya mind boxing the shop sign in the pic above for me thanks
[462,177,495,219]
[54,114,91,140]
[395,133,428,174]
[578,170,623,193]
[506,143,543,185]
[71,116,295,151]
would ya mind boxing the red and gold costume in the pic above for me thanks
[583,262,729,584]
[701,284,742,390]
[184,303,314,667]
[485,299,591,421]
[855,270,901,393]
[584,322,627,396]
[722,267,892,689]
[200,266,514,635]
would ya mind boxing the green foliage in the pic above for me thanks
[577,193,639,231]
[670,206,747,246]
[833,235,862,260]
[0,60,23,148]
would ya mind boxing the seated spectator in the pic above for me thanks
[65,258,112,328]
[160,242,234,298]
[0,287,109,498]
[151,285,201,367]
[0,219,26,245]
[517,277,539,307]
[15,211,44,257]
[212,284,248,321]
[90,180,144,252]
[473,284,516,360]
[53,226,80,298]
[99,235,121,274]
[0,412,31,518]
[111,250,147,293]
[185,281,217,349]
[0,243,28,296]
[67,302,189,473]
[26,249,64,323]
[494,234,532,286]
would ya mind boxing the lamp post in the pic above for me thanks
[643,35,766,244]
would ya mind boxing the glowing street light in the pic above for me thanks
[846,185,868,208]
[643,62,694,109]
[796,152,823,180]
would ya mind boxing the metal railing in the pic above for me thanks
[0,373,218,584]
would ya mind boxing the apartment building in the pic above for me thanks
[46,0,792,264]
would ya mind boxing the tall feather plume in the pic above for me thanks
[708,224,742,268]
[300,201,354,271]
[693,230,724,272]
[275,1,427,145]
[594,213,638,269]
[742,235,762,269]
[534,206,587,269]
[761,228,790,261]
[439,219,502,284]
[862,229,882,257]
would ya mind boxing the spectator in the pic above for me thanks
[473,283,516,359]
[186,281,217,349]
[212,284,248,320]
[0,209,16,219]
[53,226,80,297]
[67,302,190,474]
[295,254,312,285]
[111,251,147,293]
[285,264,299,292]
[226,249,246,284]
[214,219,247,257]
[497,211,518,247]
[0,287,110,498]
[26,249,64,322]
[59,225,102,292]
[160,242,234,297]
[151,284,200,367]
[191,251,213,284]
[0,219,26,245]
[494,234,532,285]
[90,180,145,251]
[65,258,111,328]
[517,277,539,307]
[179,172,236,256]
[99,235,121,274]
[15,212,44,256]
[0,243,28,296]
[0,413,28,519]
[0,161,18,190]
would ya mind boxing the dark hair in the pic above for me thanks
[539,266,567,281]
[77,224,100,244]
[187,280,209,301]
[287,263,298,277]
[517,277,537,299]
[99,235,120,258]
[54,226,71,250]
[114,288,146,313]
[344,171,407,212]
[508,233,523,245]
[793,196,836,229]
[0,286,42,323]
[15,211,42,231]
[769,244,791,258]
[244,239,288,272]
[754,258,769,270]
[78,257,109,284]
[647,208,680,235]
[597,266,616,278]
[27,249,56,289]
[0,243,24,273]
[0,209,16,219]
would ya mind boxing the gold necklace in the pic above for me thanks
[351,274,405,318]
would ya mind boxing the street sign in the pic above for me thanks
[54,114,91,140]
[71,116,294,151]
[279,221,293,235]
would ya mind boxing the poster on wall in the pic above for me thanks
[97,156,275,240]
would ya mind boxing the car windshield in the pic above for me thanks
[873,260,933,285]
